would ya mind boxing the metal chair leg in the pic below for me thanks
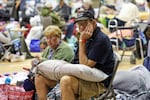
[121,50,125,60]
[112,89,116,100]
[136,38,144,59]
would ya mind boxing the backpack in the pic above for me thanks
[0,9,10,21]
[143,40,150,71]
[30,39,41,52]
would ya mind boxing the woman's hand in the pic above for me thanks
[31,56,40,67]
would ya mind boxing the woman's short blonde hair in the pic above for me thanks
[44,25,62,38]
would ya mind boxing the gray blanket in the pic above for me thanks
[113,65,150,100]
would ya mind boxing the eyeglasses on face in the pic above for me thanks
[76,20,89,26]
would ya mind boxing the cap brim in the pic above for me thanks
[75,17,89,23]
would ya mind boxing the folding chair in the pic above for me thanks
[92,55,120,100]
[108,19,119,51]
[108,19,144,61]
[0,38,22,61]
[119,31,136,61]
[0,43,12,61]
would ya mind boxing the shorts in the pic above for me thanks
[78,79,106,100]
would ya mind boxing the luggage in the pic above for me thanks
[0,84,34,100]
[30,39,41,52]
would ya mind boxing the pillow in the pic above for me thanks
[37,60,108,82]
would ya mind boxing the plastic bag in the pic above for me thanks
[0,84,34,100]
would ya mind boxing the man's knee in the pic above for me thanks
[60,75,79,93]
[60,75,72,86]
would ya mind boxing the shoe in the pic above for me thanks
[10,54,19,62]
[18,55,26,62]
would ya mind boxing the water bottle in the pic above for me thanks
[5,77,11,85]
[33,58,40,66]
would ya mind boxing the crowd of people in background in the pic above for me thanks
[0,0,150,100]
[0,0,149,41]
[0,0,149,62]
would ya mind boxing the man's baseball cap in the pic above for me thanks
[75,10,94,23]
[105,5,116,11]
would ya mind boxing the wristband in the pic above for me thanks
[79,39,86,43]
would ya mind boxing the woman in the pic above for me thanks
[33,25,75,100]
[32,25,74,63]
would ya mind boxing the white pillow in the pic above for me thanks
[37,60,108,82]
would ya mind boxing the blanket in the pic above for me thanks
[113,65,150,100]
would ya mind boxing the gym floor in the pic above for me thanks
[0,51,144,75]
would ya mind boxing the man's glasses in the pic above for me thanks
[76,20,89,26]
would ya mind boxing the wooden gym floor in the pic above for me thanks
[0,52,144,75]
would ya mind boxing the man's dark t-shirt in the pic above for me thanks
[72,27,115,75]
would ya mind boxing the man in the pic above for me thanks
[40,2,65,30]
[59,11,115,100]
[54,0,71,22]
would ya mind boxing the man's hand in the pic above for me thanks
[80,22,93,40]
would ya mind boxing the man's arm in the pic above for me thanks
[79,21,97,67]
[15,0,20,9]
[79,41,96,67]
